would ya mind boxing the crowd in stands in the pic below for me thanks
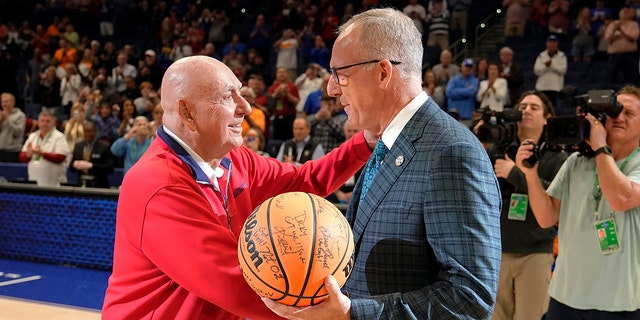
[1,0,638,189]
[0,0,473,190]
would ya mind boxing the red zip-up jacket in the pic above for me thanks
[102,126,371,320]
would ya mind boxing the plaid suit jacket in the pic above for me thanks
[344,97,502,319]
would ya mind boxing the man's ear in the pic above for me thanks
[179,100,197,130]
[378,59,394,89]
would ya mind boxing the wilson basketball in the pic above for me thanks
[238,191,354,306]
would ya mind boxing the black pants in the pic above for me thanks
[607,52,638,85]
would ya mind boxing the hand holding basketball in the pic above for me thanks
[238,192,354,307]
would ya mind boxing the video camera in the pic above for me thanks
[476,107,522,145]
[545,89,622,156]
[475,107,522,162]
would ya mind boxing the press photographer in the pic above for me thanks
[476,90,568,320]
[545,89,623,156]
[514,86,640,318]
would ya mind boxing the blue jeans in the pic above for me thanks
[546,298,640,320]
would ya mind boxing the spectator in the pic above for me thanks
[432,49,460,89]
[332,120,362,204]
[528,0,548,37]
[93,101,120,144]
[449,0,471,35]
[133,81,157,119]
[309,35,330,70]
[199,42,221,61]
[276,117,324,166]
[475,57,489,81]
[534,35,567,108]
[70,120,115,188]
[422,69,446,107]
[63,102,87,153]
[404,0,427,34]
[170,34,193,62]
[78,47,97,81]
[307,95,347,152]
[19,110,69,187]
[0,92,26,162]
[294,63,324,113]
[222,33,247,58]
[425,0,450,51]
[590,0,613,37]
[499,46,524,108]
[320,5,339,46]
[53,38,76,68]
[243,126,270,157]
[149,104,163,138]
[269,67,299,141]
[62,24,79,49]
[595,14,614,61]
[136,49,163,90]
[110,52,137,93]
[38,65,62,111]
[274,28,300,82]
[99,0,115,39]
[60,63,82,114]
[605,7,639,85]
[477,61,508,112]
[446,58,480,127]
[248,14,271,61]
[110,116,152,175]
[239,86,266,136]
[572,6,595,63]
[117,99,138,137]
[303,74,330,116]
[514,85,640,319]
[503,0,528,37]
[548,0,570,36]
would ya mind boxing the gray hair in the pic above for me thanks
[337,8,423,84]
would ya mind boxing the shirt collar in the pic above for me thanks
[160,126,226,187]
[380,91,427,149]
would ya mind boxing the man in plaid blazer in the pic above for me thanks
[264,8,502,320]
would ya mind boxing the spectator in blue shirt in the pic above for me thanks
[446,58,479,127]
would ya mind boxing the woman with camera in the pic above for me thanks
[478,90,568,320]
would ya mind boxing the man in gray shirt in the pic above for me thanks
[0,92,26,162]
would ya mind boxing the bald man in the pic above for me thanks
[102,56,376,320]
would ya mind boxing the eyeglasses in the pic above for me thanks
[329,59,401,86]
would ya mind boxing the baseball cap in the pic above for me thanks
[547,35,558,42]
[462,58,474,67]
[144,49,156,56]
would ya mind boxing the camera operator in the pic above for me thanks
[479,90,567,320]
[514,85,640,319]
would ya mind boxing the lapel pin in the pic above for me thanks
[395,155,404,167]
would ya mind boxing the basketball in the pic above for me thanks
[238,191,354,306]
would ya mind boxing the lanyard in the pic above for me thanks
[593,147,640,218]
[36,130,53,147]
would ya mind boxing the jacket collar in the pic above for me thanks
[157,126,231,185]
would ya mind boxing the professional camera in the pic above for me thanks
[476,107,522,145]
[545,90,622,156]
